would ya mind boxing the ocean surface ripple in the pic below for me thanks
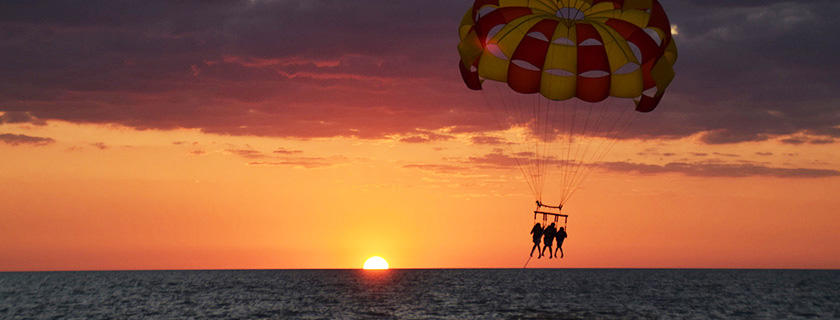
[1,269,839,319]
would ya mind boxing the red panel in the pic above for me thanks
[604,18,637,38]
[474,7,533,44]
[606,19,660,64]
[576,24,610,102]
[636,92,664,112]
[576,24,610,73]
[459,60,483,90]
[507,19,558,93]
[641,60,656,89]
[511,19,557,67]
[508,64,541,93]
[648,1,672,45]
[577,77,611,102]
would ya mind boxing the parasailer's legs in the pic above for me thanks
[530,243,542,258]
[555,243,564,259]
[542,244,554,259]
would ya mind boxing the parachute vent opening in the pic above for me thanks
[614,63,640,75]
[477,6,497,20]
[527,32,549,42]
[579,38,603,47]
[579,70,609,78]
[545,68,575,77]
[486,24,506,44]
[553,37,575,46]
[645,28,663,46]
[512,59,540,71]
[556,7,585,21]
[486,44,508,60]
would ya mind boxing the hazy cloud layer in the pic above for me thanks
[224,144,336,168]
[405,146,840,179]
[598,161,840,178]
[0,133,55,146]
[1,1,838,143]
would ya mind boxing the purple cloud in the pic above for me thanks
[0,133,54,146]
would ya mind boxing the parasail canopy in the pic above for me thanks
[458,0,678,112]
[457,0,678,205]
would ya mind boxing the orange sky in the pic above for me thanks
[2,119,838,271]
[2,0,840,271]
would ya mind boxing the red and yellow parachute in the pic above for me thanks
[457,0,677,206]
[458,0,677,112]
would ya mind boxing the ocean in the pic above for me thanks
[1,269,838,319]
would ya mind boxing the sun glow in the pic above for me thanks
[363,256,389,270]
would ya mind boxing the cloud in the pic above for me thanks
[0,0,839,145]
[403,163,466,174]
[779,136,836,145]
[273,147,302,155]
[227,148,267,159]
[90,142,109,150]
[226,145,336,168]
[249,157,335,168]
[699,130,770,145]
[712,152,739,158]
[0,133,55,146]
[598,161,840,178]
[0,112,46,125]
[228,146,305,160]
[470,135,509,145]
[398,131,455,144]
[462,149,569,169]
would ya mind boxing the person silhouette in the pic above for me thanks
[529,223,543,258]
[554,226,568,259]
[540,222,557,259]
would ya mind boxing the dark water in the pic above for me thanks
[1,269,839,319]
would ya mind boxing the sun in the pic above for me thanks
[363,256,389,270]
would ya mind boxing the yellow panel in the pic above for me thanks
[491,16,540,55]
[459,10,475,40]
[478,49,510,82]
[589,9,650,28]
[571,0,592,12]
[618,10,651,27]
[528,0,556,13]
[540,23,577,100]
[663,39,678,65]
[584,2,615,15]
[543,23,577,71]
[590,22,643,98]
[458,32,484,66]
[610,71,643,98]
[499,0,531,7]
[478,16,540,82]
[651,56,675,92]
[592,22,633,68]
[541,72,577,101]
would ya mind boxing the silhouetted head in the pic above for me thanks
[559,227,564,231]
[535,223,542,228]
[550,222,555,227]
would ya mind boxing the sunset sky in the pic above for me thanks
[2,0,839,271]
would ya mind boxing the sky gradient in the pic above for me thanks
[1,0,839,271]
